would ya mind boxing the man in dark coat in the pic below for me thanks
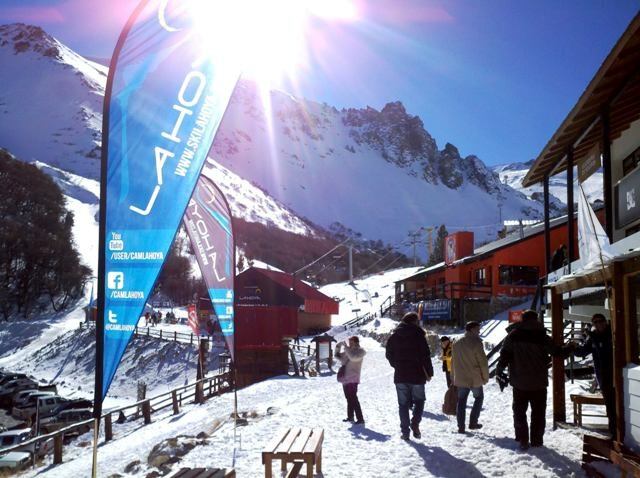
[386,312,434,440]
[574,313,615,436]
[496,309,571,450]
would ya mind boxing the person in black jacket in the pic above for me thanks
[496,310,572,450]
[386,312,434,440]
[574,313,615,436]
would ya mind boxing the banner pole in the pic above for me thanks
[91,418,99,478]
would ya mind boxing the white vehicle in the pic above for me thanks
[12,389,44,408]
[0,429,52,458]
[0,429,31,450]
[0,451,32,471]
[13,394,64,420]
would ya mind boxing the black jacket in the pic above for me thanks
[497,318,569,391]
[574,325,613,389]
[386,322,434,384]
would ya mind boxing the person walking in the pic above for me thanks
[496,309,572,449]
[574,313,615,436]
[440,336,453,388]
[386,312,434,440]
[452,321,489,433]
[336,336,366,425]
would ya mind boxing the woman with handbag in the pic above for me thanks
[336,336,366,425]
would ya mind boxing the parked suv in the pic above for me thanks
[0,379,38,407]
[0,429,52,458]
[40,408,92,434]
[13,394,65,420]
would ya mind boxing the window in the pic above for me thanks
[498,265,539,286]
[474,268,486,285]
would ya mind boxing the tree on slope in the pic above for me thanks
[0,149,90,320]
[427,225,448,266]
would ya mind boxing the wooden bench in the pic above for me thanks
[262,427,324,478]
[170,468,235,477]
[570,393,606,427]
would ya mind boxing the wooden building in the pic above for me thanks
[521,13,640,473]
[233,267,339,387]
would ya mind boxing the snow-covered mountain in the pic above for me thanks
[494,160,603,208]
[0,22,549,263]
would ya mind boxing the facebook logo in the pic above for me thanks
[107,272,124,290]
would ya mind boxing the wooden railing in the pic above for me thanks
[0,372,232,468]
[133,326,212,348]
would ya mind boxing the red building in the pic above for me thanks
[233,267,339,386]
[394,212,603,325]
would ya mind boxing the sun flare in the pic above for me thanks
[186,0,359,89]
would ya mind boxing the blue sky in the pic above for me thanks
[0,1,637,166]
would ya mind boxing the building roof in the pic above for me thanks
[522,13,640,187]
[244,267,339,314]
[396,212,582,283]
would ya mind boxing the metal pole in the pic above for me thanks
[348,246,353,282]
[543,175,551,281]
[567,148,575,273]
[601,109,613,242]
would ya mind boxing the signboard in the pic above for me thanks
[578,145,601,183]
[616,166,640,229]
[421,299,452,321]
[184,174,234,356]
[445,236,456,266]
[95,0,240,412]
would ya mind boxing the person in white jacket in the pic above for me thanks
[336,336,366,425]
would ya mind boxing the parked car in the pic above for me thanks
[40,408,93,434]
[0,373,28,386]
[51,398,92,415]
[13,394,65,420]
[0,451,32,471]
[11,389,45,409]
[0,379,38,407]
[0,429,52,458]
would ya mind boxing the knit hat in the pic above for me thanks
[440,336,451,342]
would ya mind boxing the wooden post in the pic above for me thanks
[142,400,151,424]
[190,333,193,345]
[315,346,320,372]
[53,433,63,464]
[195,382,204,404]
[174,331,177,342]
[159,330,163,340]
[551,288,566,425]
[172,391,179,415]
[300,360,306,377]
[612,262,626,443]
[307,345,311,356]
[105,413,113,441]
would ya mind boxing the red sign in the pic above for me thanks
[508,310,524,323]
[187,305,200,335]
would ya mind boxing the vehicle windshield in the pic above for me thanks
[0,436,15,447]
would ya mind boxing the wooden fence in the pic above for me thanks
[0,372,232,469]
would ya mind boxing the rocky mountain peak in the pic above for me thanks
[0,23,61,59]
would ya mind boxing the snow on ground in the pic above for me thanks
[320,266,422,325]
[26,335,591,478]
